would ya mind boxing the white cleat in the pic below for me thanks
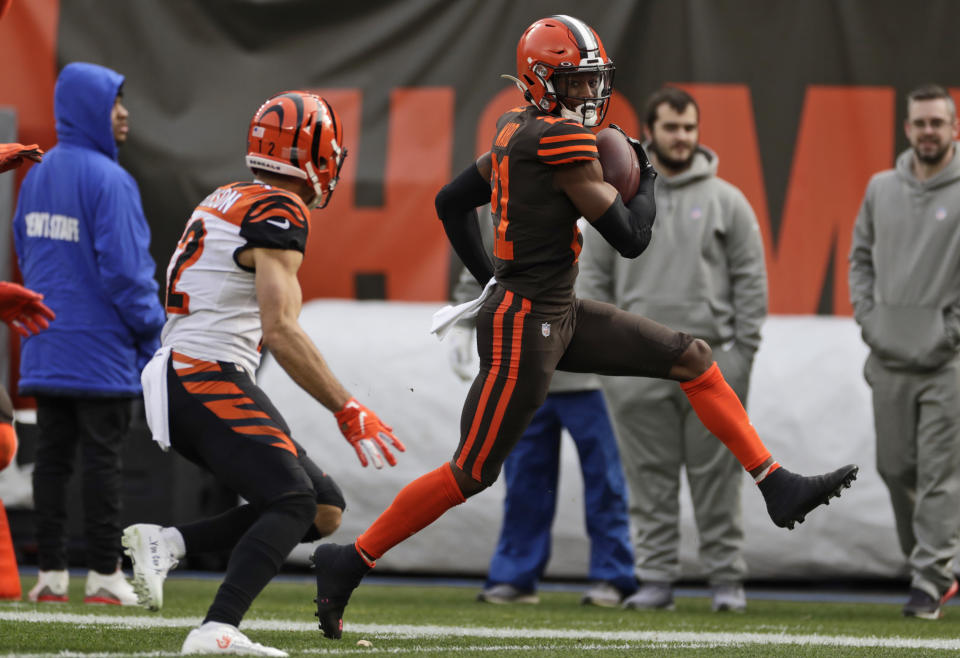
[122,523,179,611]
[84,568,139,606]
[181,622,288,656]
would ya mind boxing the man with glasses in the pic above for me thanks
[850,84,960,619]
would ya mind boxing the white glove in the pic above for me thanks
[447,324,477,381]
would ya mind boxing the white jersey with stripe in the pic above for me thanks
[160,181,310,376]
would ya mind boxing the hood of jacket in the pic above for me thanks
[895,142,960,190]
[54,62,124,160]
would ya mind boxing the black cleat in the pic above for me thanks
[758,464,858,529]
[311,543,371,640]
[903,580,958,620]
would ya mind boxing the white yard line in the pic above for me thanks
[2,610,960,651]
[6,654,181,658]
[0,649,709,657]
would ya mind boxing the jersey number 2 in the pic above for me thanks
[166,218,206,314]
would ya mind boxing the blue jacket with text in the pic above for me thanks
[13,62,165,397]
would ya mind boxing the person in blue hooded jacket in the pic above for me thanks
[13,61,165,606]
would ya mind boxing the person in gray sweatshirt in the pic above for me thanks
[850,84,960,620]
[579,86,767,612]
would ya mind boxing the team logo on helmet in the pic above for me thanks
[503,15,615,127]
[245,91,347,209]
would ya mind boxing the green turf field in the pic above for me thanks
[3,575,960,656]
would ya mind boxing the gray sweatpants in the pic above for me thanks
[604,345,750,585]
[865,353,960,599]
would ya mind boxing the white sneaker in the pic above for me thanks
[122,523,179,611]
[581,581,625,608]
[84,568,139,605]
[476,583,539,604]
[27,569,69,603]
[711,583,747,612]
[181,622,288,656]
[622,581,675,610]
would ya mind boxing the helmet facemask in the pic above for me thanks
[547,66,614,127]
[305,138,348,209]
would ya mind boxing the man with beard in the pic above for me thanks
[579,86,766,612]
[850,84,960,620]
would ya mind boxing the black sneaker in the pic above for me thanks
[903,580,959,620]
[311,543,372,639]
[758,464,858,529]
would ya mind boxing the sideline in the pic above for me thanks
[2,610,960,651]
[16,567,920,605]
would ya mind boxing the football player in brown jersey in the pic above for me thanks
[311,15,857,638]
[0,279,53,473]
[0,146,52,527]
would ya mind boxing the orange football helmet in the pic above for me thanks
[513,15,614,127]
[246,91,347,209]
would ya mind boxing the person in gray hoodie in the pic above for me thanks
[850,84,960,620]
[579,86,767,612]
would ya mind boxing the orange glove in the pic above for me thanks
[0,282,55,336]
[0,143,43,174]
[334,397,406,468]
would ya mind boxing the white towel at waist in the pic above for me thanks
[140,345,172,451]
[430,278,498,340]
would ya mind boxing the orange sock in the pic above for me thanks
[356,463,466,560]
[0,423,16,472]
[680,362,772,472]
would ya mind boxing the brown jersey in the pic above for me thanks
[489,106,598,304]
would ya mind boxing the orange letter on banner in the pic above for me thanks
[298,88,454,301]
[675,84,894,315]
[0,0,58,165]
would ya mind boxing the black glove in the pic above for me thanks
[609,124,657,181]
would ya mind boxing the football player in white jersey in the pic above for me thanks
[122,91,405,657]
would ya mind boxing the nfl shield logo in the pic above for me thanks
[541,322,551,337]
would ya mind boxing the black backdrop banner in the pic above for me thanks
[8,0,960,312]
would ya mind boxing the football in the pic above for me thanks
[596,127,641,202]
